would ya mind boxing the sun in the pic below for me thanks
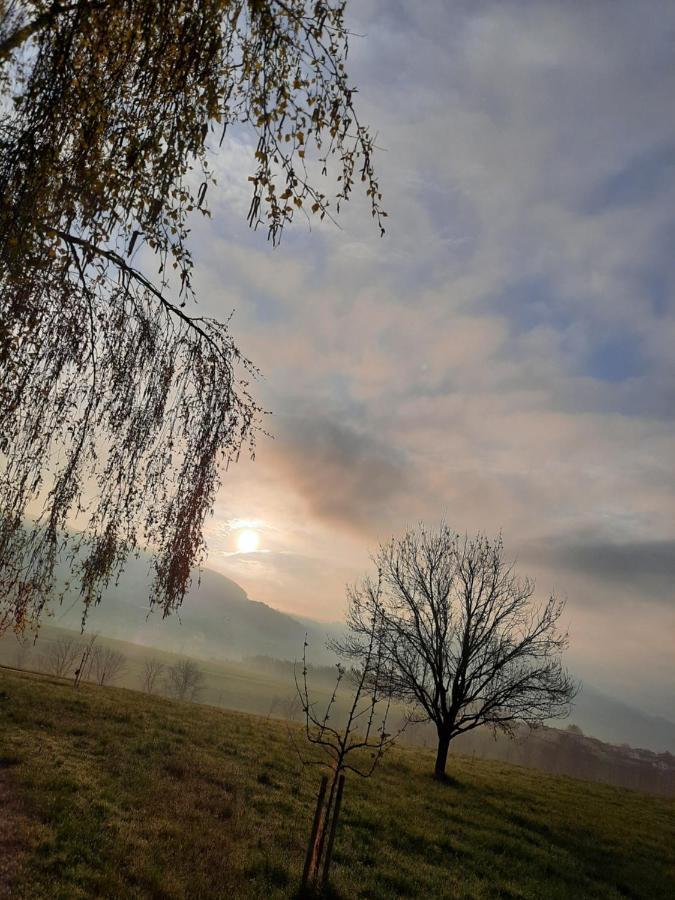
[236,528,260,554]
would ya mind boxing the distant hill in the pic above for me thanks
[45,555,675,754]
[570,684,675,755]
[49,554,343,665]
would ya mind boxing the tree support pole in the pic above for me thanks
[302,774,328,890]
[320,773,345,890]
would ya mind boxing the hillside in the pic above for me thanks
[1,628,673,798]
[1,669,674,899]
[43,557,675,754]
[49,555,343,665]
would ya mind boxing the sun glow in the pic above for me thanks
[236,528,260,554]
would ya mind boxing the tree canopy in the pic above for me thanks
[336,525,577,780]
[0,0,384,633]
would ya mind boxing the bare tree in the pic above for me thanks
[90,645,126,686]
[281,694,303,723]
[336,525,577,781]
[43,637,81,678]
[141,659,166,695]
[295,621,404,892]
[13,634,32,670]
[166,658,204,702]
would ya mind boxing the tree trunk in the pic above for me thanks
[434,731,451,780]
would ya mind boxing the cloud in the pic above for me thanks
[523,537,675,605]
[183,0,675,712]
[269,411,413,533]
[582,144,675,215]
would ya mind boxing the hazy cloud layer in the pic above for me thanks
[269,412,413,531]
[191,0,675,717]
[522,537,675,605]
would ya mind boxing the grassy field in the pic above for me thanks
[1,669,673,899]
[0,627,355,724]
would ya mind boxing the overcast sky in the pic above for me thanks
[189,0,674,717]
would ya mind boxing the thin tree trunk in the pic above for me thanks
[314,767,339,880]
[434,731,451,780]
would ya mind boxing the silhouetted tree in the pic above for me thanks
[337,525,577,781]
[167,658,204,701]
[141,658,166,695]
[0,1,384,635]
[90,645,126,686]
[281,694,303,722]
[43,636,80,677]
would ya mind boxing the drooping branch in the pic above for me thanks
[0,1,384,633]
[50,228,230,362]
[0,1,83,62]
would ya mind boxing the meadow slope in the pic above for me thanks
[0,669,673,899]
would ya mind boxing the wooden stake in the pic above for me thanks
[320,773,345,890]
[314,769,337,879]
[302,774,328,889]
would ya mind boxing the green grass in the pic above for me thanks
[1,669,673,899]
[0,626,348,722]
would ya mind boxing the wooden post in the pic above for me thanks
[320,773,345,890]
[301,774,328,889]
[74,649,88,688]
[314,769,337,879]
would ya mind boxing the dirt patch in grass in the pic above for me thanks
[0,762,33,899]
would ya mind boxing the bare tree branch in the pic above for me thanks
[166,658,204,701]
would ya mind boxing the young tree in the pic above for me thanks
[166,658,204,701]
[0,1,384,635]
[43,636,81,678]
[337,525,577,781]
[90,645,126,686]
[295,622,403,892]
[141,658,166,695]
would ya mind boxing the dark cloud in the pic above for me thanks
[271,413,412,531]
[525,537,675,604]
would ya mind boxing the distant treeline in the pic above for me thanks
[407,720,675,798]
[242,654,347,684]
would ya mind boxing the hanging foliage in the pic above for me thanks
[0,0,384,633]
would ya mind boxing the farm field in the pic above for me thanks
[1,669,673,899]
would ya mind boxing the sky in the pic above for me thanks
[189,0,674,717]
